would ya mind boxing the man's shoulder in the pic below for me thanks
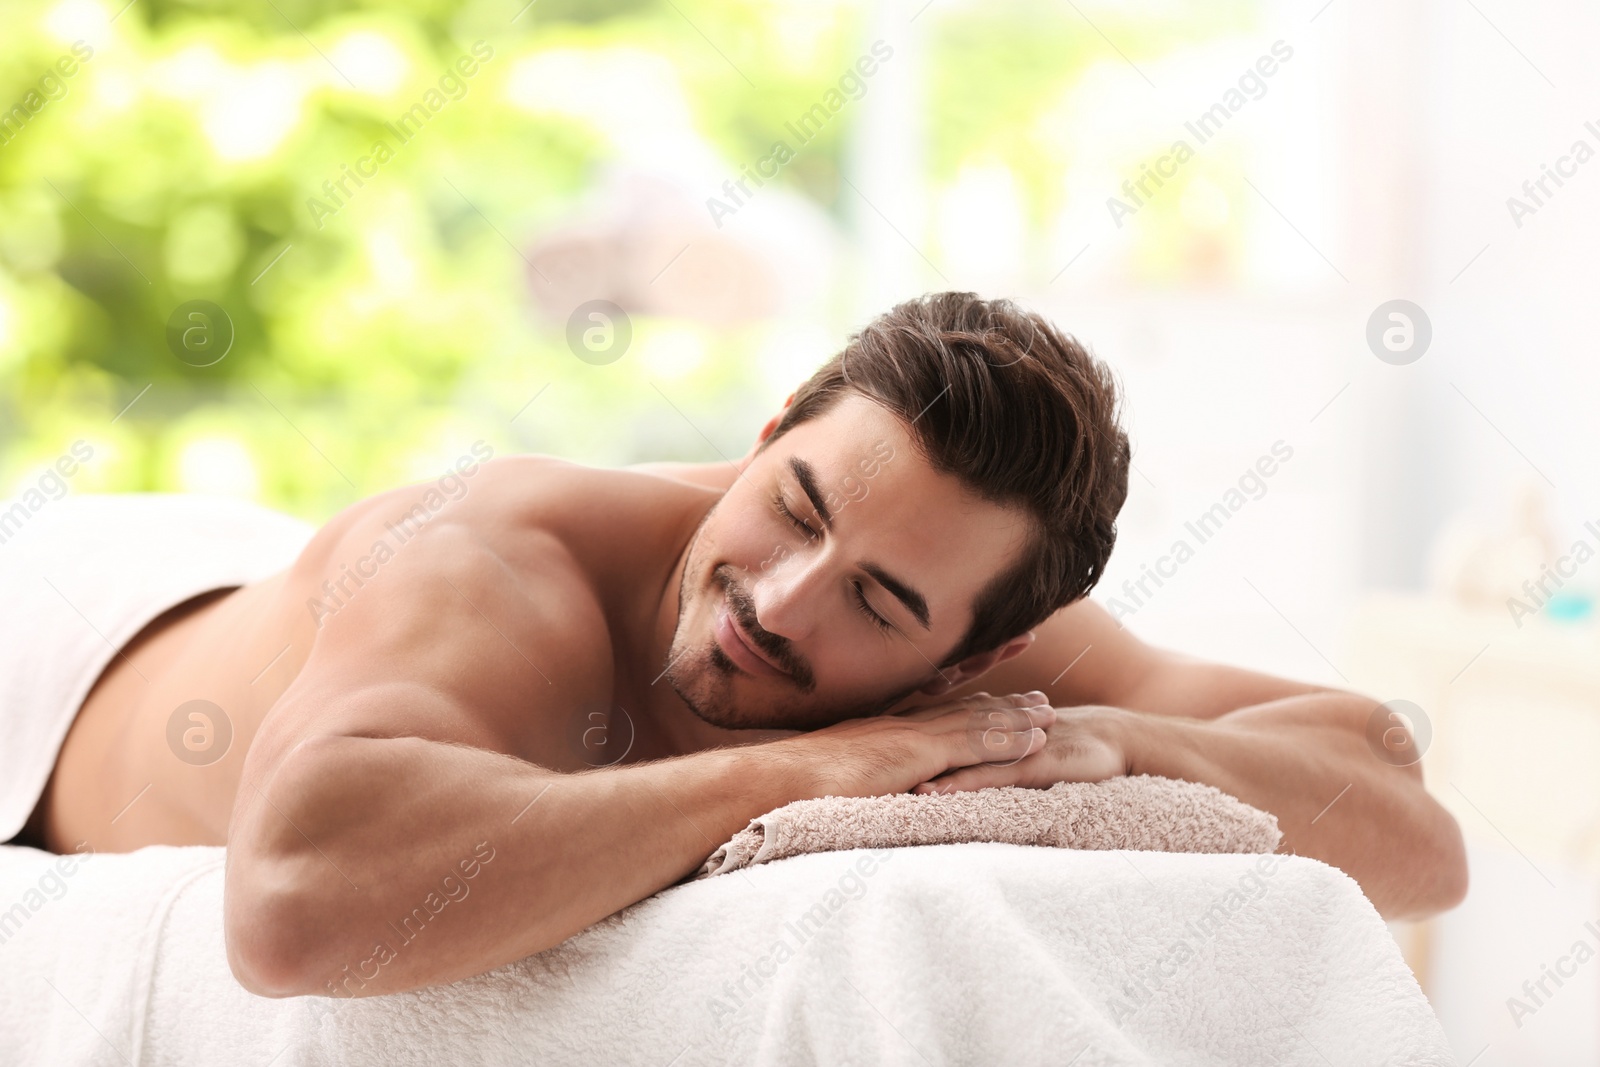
[290,452,710,669]
[447,452,720,564]
[319,452,711,554]
[277,458,632,753]
[482,452,724,501]
[449,452,718,518]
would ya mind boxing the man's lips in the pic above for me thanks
[714,605,789,678]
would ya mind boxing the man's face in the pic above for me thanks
[663,393,1032,731]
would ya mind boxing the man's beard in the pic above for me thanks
[660,509,929,732]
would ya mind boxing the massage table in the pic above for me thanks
[0,839,1456,1065]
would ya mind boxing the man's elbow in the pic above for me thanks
[224,806,358,998]
[1381,804,1469,921]
[1427,807,1470,914]
[224,735,361,998]
[225,862,326,998]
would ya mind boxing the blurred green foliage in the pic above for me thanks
[0,0,1250,521]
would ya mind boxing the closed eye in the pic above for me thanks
[774,491,818,539]
[775,487,893,632]
[852,579,894,632]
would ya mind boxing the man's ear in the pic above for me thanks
[916,630,1036,694]
[738,391,795,469]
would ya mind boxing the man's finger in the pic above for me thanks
[949,719,1048,767]
[974,704,1054,737]
[890,693,1042,723]
[912,763,1017,795]
[888,702,958,721]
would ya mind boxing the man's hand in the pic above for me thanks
[766,691,1058,800]
[911,704,1130,794]
[893,689,1467,919]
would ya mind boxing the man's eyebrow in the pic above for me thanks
[860,562,931,631]
[788,457,833,529]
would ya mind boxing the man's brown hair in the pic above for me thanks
[765,291,1131,666]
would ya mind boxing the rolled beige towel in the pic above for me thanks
[697,774,1281,879]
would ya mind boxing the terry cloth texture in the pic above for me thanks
[697,774,1281,878]
[0,840,1456,1065]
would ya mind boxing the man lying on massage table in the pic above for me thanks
[14,291,1467,999]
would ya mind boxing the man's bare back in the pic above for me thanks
[27,454,785,854]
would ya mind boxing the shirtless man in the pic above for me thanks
[16,292,1467,999]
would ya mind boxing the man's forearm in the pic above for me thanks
[1114,690,1468,919]
[227,689,1056,998]
[226,735,802,997]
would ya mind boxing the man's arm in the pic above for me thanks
[230,729,788,997]
[231,712,1053,998]
[925,599,1469,920]
[950,597,1326,716]
[1138,693,1466,920]
[225,512,1057,997]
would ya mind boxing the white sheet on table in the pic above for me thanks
[0,840,1455,1066]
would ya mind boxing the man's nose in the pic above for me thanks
[749,550,829,642]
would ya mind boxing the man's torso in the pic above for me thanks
[25,458,725,852]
